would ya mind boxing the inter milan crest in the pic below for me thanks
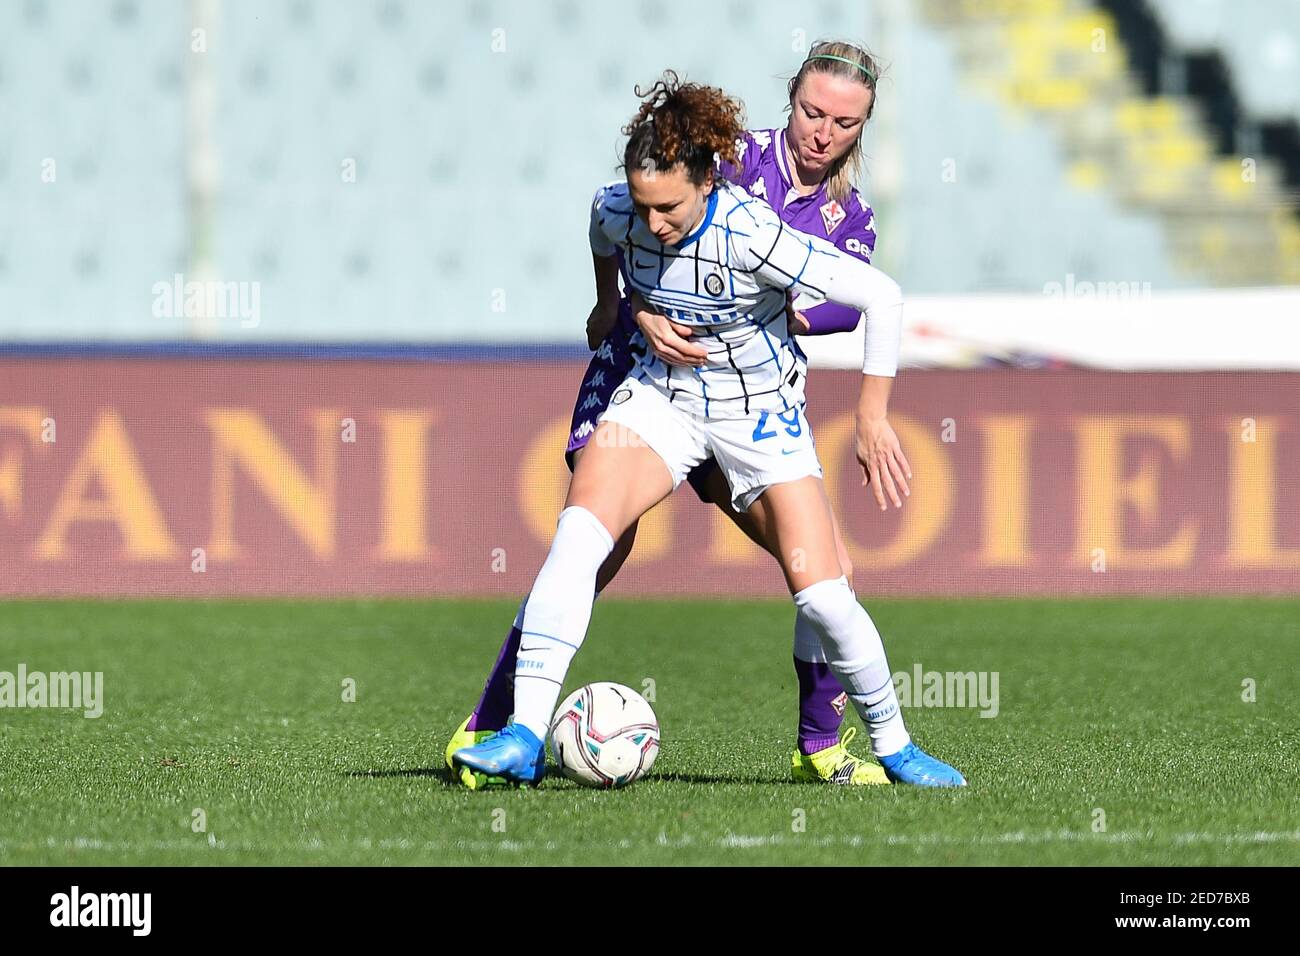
[611,387,632,405]
[704,272,725,296]
[820,198,847,235]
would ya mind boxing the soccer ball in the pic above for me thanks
[549,682,660,788]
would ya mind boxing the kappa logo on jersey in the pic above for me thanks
[585,369,607,389]
[572,420,595,441]
[704,272,725,296]
[595,341,615,364]
[611,387,632,405]
[820,199,847,235]
[830,691,848,716]
[844,237,871,261]
[579,392,603,411]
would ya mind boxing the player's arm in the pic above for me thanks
[586,188,623,349]
[744,219,902,377]
[628,289,707,368]
[817,243,909,509]
[796,203,878,335]
[804,249,910,507]
[745,219,910,509]
[854,372,911,511]
[586,253,622,348]
[818,252,910,510]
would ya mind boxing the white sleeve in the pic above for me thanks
[744,219,903,376]
[588,186,618,258]
[823,259,904,377]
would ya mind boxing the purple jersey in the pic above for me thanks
[721,128,877,334]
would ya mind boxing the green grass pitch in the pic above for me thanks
[0,596,1296,866]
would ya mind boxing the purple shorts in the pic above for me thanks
[564,299,719,500]
[564,300,640,467]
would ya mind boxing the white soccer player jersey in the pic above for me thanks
[589,180,865,419]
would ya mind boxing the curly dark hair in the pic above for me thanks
[620,71,746,186]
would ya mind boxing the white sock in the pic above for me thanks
[792,604,828,663]
[513,506,614,739]
[792,575,910,757]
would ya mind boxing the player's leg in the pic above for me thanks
[452,427,671,785]
[588,452,642,594]
[567,318,647,595]
[692,459,845,750]
[760,477,964,786]
[780,500,869,775]
[453,377,705,785]
[689,463,881,784]
[693,459,853,579]
[712,408,964,787]
[447,520,639,787]
[448,339,642,784]
[456,446,637,738]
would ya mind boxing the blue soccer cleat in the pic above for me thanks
[452,723,547,788]
[879,742,967,787]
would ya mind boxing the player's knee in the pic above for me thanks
[545,506,616,573]
[791,575,858,636]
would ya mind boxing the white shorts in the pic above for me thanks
[597,375,823,513]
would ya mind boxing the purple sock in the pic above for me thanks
[794,656,847,755]
[466,625,522,732]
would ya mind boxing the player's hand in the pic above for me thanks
[854,414,912,511]
[586,300,620,350]
[630,291,708,368]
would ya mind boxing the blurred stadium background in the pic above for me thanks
[1,0,1298,597]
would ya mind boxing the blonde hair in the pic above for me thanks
[787,41,881,204]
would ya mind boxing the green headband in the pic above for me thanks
[806,53,877,84]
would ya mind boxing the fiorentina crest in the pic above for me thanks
[820,198,847,234]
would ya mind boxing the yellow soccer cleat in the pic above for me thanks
[444,715,508,790]
[790,727,890,786]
